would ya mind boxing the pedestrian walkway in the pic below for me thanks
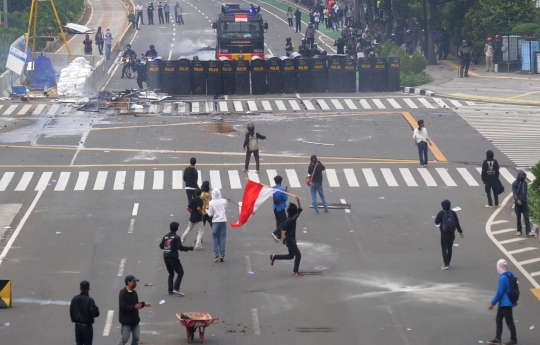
[0,166,518,193]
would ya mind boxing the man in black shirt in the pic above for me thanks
[270,197,303,276]
[183,157,199,203]
[118,275,151,345]
[70,280,100,345]
[159,222,193,295]
[181,189,204,250]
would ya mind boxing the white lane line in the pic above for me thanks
[153,171,164,190]
[508,247,537,255]
[266,169,277,185]
[303,100,316,110]
[433,98,449,108]
[17,104,32,116]
[417,168,437,186]
[172,170,183,189]
[435,168,457,186]
[47,104,60,116]
[133,171,145,190]
[191,102,199,113]
[103,310,114,336]
[399,168,418,186]
[491,220,509,225]
[219,101,228,112]
[456,168,479,186]
[0,172,14,191]
[228,170,242,189]
[417,97,434,108]
[248,101,258,111]
[380,168,398,186]
[362,168,378,187]
[343,168,359,187]
[15,172,34,191]
[387,98,401,109]
[245,255,252,274]
[3,105,17,116]
[128,219,135,234]
[403,98,418,108]
[94,171,108,190]
[34,172,53,191]
[197,170,202,187]
[233,101,243,111]
[331,99,344,110]
[476,167,482,175]
[210,170,222,189]
[285,169,301,188]
[74,171,89,191]
[359,99,372,109]
[261,100,272,111]
[0,190,44,266]
[114,171,126,190]
[465,101,476,105]
[288,100,301,111]
[275,100,286,111]
[247,171,260,183]
[499,168,516,184]
[117,258,126,276]
[499,237,525,244]
[373,99,386,109]
[132,203,139,216]
[519,257,540,265]
[54,172,70,191]
[531,271,540,277]
[325,169,340,187]
[32,104,46,115]
[251,309,261,335]
[344,99,357,109]
[317,99,330,110]
[450,100,463,107]
[340,198,351,213]
[491,228,517,235]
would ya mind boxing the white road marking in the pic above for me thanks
[343,168,359,187]
[303,100,316,110]
[266,169,277,185]
[251,309,261,335]
[491,220,509,225]
[417,168,437,186]
[219,101,228,112]
[14,172,34,191]
[417,98,434,108]
[117,258,126,276]
[153,171,164,190]
[344,99,357,109]
[508,247,537,255]
[403,98,418,108]
[362,168,378,187]
[47,104,60,116]
[519,257,540,265]
[247,171,259,183]
[531,271,540,277]
[132,203,139,216]
[128,219,135,234]
[102,310,114,336]
[133,171,145,190]
[465,101,476,105]
[205,102,214,112]
[234,101,243,111]
[317,99,330,110]
[450,100,463,107]
[491,228,517,235]
[433,98,449,108]
[499,168,516,184]
[331,99,344,110]
[381,168,398,186]
[387,98,401,109]
[54,172,71,191]
[245,255,252,274]
[288,100,301,111]
[32,104,46,115]
[340,198,351,213]
[228,170,241,189]
[275,100,286,111]
[197,170,202,187]
[74,171,89,191]
[373,99,386,109]
[114,171,126,190]
[94,171,108,190]
[261,100,272,111]
[34,172,52,191]
[499,237,525,244]
[0,172,14,191]
[456,167,479,186]
[359,99,371,109]
[435,168,457,186]
[248,101,258,111]
[172,170,183,189]
[285,169,301,188]
[210,170,222,189]
[17,104,32,116]
[3,105,17,116]
[325,169,340,187]
[191,102,199,113]
[399,168,418,186]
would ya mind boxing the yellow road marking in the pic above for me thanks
[531,288,540,301]
[450,93,540,105]
[442,60,481,77]
[401,112,448,163]
[442,60,540,81]
[508,91,540,99]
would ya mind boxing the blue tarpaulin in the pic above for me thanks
[33,56,56,89]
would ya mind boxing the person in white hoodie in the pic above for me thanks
[206,188,230,262]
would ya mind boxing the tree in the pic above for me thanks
[427,0,437,64]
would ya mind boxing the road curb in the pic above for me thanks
[509,205,539,241]
[400,87,435,97]
[427,91,540,107]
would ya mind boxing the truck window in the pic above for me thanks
[220,22,262,39]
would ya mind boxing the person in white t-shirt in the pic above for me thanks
[484,37,494,72]
[136,2,145,25]
[412,119,432,167]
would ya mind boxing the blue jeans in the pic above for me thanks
[105,43,112,59]
[212,221,226,258]
[417,141,428,166]
[186,189,195,203]
[118,324,140,345]
[75,324,93,345]
[310,181,328,212]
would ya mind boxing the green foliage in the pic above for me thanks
[400,72,433,87]
[394,47,411,74]
[537,28,540,37]
[380,40,397,58]
[529,160,540,225]
[411,51,427,74]
[512,23,540,35]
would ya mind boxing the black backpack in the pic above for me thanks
[441,210,456,232]
[504,272,520,305]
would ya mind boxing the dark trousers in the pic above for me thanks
[137,74,145,89]
[96,42,103,54]
[245,149,259,171]
[417,141,428,166]
[440,232,455,267]
[177,15,184,24]
[296,20,301,32]
[275,239,301,272]
[136,12,144,24]
[165,11,170,23]
[272,209,287,239]
[495,306,517,342]
[307,37,315,49]
[203,213,213,227]
[75,324,93,345]
[186,189,195,203]
[460,58,471,76]
[515,201,531,234]
[158,10,164,24]
[288,18,293,27]
[485,183,499,206]
[148,13,154,24]
[164,257,184,292]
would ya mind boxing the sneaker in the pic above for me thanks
[242,168,248,172]
[270,254,276,266]
[313,211,319,214]
[194,246,203,251]
[485,205,493,208]
[220,256,224,262]
[516,231,522,236]
[271,233,280,242]
[503,341,517,345]
[324,210,329,213]
[292,271,303,276]
[172,290,185,296]
[527,232,536,237]
[214,257,220,262]
[167,291,173,295]
[442,266,449,270]
[486,339,501,345]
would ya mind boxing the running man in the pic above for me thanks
[270,197,303,276]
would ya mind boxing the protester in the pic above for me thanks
[512,170,533,237]
[487,259,518,345]
[286,7,293,27]
[434,200,464,270]
[200,181,213,230]
[158,2,164,24]
[70,281,100,345]
[128,11,138,30]
[485,37,494,72]
[117,275,151,345]
[308,154,328,214]
[271,175,288,241]
[242,122,266,173]
[164,1,170,23]
[270,197,303,276]
[45,27,55,52]
[183,157,199,203]
[135,59,146,89]
[181,189,204,250]
[481,150,500,208]
[104,29,113,59]
[94,27,104,55]
[83,34,93,55]
[136,2,145,25]
[147,2,154,25]
[207,188,230,262]
[160,222,194,296]
[175,2,184,25]
[295,8,302,33]
[412,119,432,167]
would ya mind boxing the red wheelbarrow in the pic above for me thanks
[176,312,218,343]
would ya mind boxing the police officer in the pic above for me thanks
[311,43,322,56]
[121,44,136,78]
[405,29,414,55]
[285,37,294,56]
[144,44,158,60]
[458,40,472,78]
[147,2,154,25]
[135,59,146,89]
[335,36,346,55]
[305,23,316,49]
[298,38,308,56]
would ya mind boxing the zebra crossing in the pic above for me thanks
[0,166,518,193]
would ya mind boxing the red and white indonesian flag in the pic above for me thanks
[230,180,276,228]
[234,13,248,22]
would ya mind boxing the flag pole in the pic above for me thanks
[245,178,306,200]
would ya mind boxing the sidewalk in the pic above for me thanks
[422,57,540,105]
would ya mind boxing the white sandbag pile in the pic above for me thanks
[57,57,95,97]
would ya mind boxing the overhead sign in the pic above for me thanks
[6,46,27,75]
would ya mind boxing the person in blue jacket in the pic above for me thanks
[487,259,517,345]
[271,175,288,241]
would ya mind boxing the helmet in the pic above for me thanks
[286,37,291,42]
[247,122,255,131]
[461,40,467,46]
[487,37,492,41]
[150,45,155,50]
[126,44,131,48]
[308,22,313,26]
[495,34,500,39]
